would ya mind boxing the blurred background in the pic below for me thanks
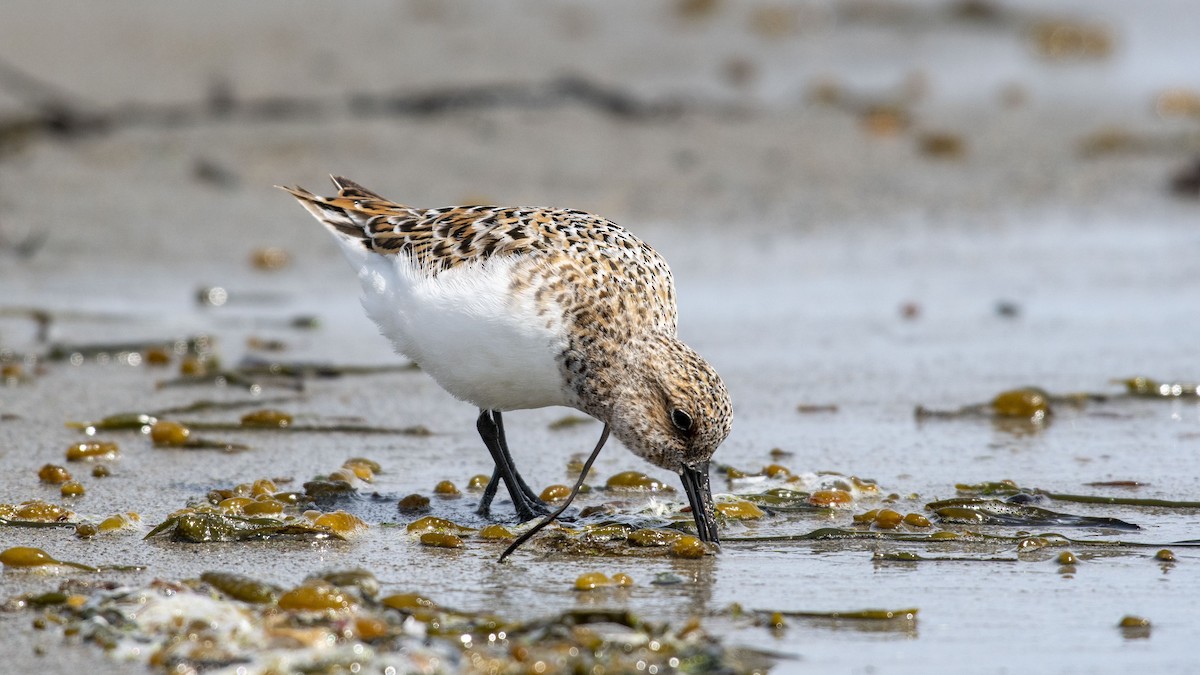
[1,0,1196,275]
[1,2,1199,672]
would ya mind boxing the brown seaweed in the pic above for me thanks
[957,480,1200,508]
[145,511,347,543]
[68,411,430,436]
[872,551,1017,563]
[927,497,1139,530]
[917,378,1200,424]
[7,570,779,672]
[45,336,214,362]
[155,357,421,392]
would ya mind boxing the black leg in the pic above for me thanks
[475,465,501,518]
[475,410,549,521]
[493,411,549,509]
[497,423,611,563]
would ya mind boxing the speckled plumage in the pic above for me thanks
[281,176,731,481]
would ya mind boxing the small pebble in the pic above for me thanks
[37,464,72,484]
[918,132,965,159]
[277,582,352,611]
[14,501,72,521]
[243,500,284,515]
[670,535,708,559]
[98,513,139,532]
[1118,615,1150,628]
[310,511,368,536]
[0,546,57,568]
[150,420,191,446]
[433,480,460,497]
[991,388,1050,420]
[762,464,791,478]
[605,471,671,491]
[381,593,437,611]
[574,572,612,591]
[873,509,903,529]
[808,490,853,508]
[354,616,389,641]
[251,247,291,271]
[66,441,119,462]
[60,481,85,498]
[179,355,208,376]
[715,501,765,519]
[627,528,682,547]
[479,524,515,540]
[540,484,571,502]
[406,516,469,534]
[397,494,430,513]
[341,460,376,482]
[143,347,172,366]
[240,409,293,428]
[420,532,464,549]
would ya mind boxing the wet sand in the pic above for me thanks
[2,2,1199,673]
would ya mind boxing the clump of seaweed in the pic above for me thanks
[68,410,431,437]
[927,497,1139,530]
[0,545,144,572]
[6,571,778,673]
[956,479,1200,508]
[915,378,1200,432]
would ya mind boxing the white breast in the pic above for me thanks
[355,252,571,411]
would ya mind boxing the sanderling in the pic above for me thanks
[280,176,732,544]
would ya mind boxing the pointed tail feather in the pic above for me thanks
[326,175,411,213]
[330,175,388,201]
[275,183,370,243]
[277,177,416,263]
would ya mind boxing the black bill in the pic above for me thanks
[680,461,720,545]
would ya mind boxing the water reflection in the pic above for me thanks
[766,609,920,639]
[990,415,1050,437]
[667,555,717,615]
[1118,617,1153,641]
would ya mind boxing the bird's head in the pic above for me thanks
[607,334,732,544]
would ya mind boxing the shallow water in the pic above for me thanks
[3,208,1198,673]
[3,1,1200,672]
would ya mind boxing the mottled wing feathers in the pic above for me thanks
[282,178,623,271]
[280,176,680,332]
[279,180,539,269]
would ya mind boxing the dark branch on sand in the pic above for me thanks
[0,58,701,160]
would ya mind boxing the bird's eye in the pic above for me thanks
[671,408,693,432]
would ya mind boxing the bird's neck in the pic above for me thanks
[560,331,674,424]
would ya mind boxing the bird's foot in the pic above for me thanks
[475,494,550,521]
[512,495,552,521]
[552,509,579,524]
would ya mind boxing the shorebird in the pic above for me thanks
[280,177,732,544]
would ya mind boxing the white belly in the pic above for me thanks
[355,253,570,411]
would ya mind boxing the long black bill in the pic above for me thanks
[680,461,720,546]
